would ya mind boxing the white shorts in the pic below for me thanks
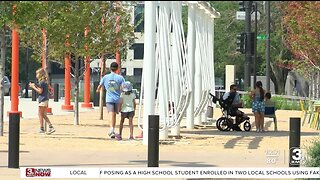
[39,100,49,107]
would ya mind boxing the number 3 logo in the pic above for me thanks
[292,148,302,161]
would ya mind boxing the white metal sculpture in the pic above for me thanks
[138,1,220,145]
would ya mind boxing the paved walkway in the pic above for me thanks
[0,97,319,179]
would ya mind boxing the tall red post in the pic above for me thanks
[115,16,121,75]
[81,27,92,108]
[61,53,73,111]
[42,28,52,114]
[10,29,20,113]
[8,5,21,116]
[115,2,121,75]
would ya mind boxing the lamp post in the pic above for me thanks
[266,1,271,92]
[253,2,258,86]
[244,1,252,90]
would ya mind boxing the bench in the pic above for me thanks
[247,102,278,131]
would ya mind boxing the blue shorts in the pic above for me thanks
[106,103,119,113]
[252,101,265,113]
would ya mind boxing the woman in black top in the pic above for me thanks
[29,68,55,134]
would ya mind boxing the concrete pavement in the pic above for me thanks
[0,97,319,179]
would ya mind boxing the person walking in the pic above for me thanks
[250,81,265,132]
[29,68,55,134]
[96,62,125,138]
[116,81,136,140]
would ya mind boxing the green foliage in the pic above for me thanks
[241,93,300,110]
[209,1,245,81]
[305,139,320,167]
[241,93,252,108]
[282,2,320,70]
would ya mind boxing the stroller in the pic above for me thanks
[209,93,251,131]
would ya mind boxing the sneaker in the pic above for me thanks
[108,131,116,138]
[39,129,45,134]
[46,127,55,135]
[115,135,122,141]
[135,134,143,139]
[256,128,260,132]
[129,136,134,140]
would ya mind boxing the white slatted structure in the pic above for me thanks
[138,1,220,145]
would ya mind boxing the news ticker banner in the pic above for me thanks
[21,167,320,179]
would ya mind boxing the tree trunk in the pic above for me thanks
[0,28,6,136]
[74,56,80,125]
[270,62,289,94]
[99,54,106,120]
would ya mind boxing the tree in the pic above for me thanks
[0,1,21,136]
[210,1,295,94]
[281,2,320,98]
[16,1,135,125]
[209,1,245,88]
[282,1,320,70]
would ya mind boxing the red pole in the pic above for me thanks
[10,29,19,112]
[8,5,21,116]
[42,28,52,114]
[61,52,73,111]
[81,27,92,108]
[116,1,121,74]
[115,10,121,75]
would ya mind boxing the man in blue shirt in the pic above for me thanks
[96,62,125,138]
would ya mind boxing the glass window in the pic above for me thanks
[134,4,144,32]
[133,68,143,76]
[133,43,144,59]
[121,68,126,76]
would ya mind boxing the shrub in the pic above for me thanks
[241,94,301,110]
[241,93,252,108]
[305,139,320,167]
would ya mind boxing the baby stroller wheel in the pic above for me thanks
[216,117,232,131]
[243,121,251,131]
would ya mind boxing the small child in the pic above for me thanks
[116,81,136,140]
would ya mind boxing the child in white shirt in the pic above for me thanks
[116,81,136,140]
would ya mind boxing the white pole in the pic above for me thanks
[186,4,196,129]
[210,18,215,95]
[171,1,181,136]
[142,1,157,145]
[194,8,202,125]
[159,1,170,140]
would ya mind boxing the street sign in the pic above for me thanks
[236,11,261,21]
[251,11,261,21]
[236,11,245,20]
[257,35,268,40]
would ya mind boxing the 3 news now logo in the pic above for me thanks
[290,147,307,166]
[26,168,51,177]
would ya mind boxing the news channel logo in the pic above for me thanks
[289,147,307,166]
[26,168,51,177]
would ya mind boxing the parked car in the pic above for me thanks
[4,76,10,96]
